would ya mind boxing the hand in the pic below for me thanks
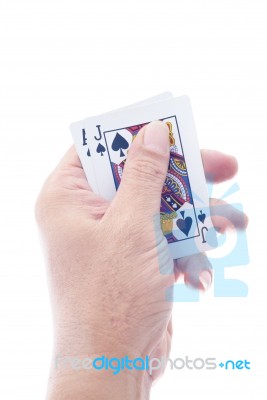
[36,122,247,399]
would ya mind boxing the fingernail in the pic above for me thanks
[143,121,170,154]
[199,270,212,291]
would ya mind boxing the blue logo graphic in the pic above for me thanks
[162,181,249,302]
[218,359,250,370]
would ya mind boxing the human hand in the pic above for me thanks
[36,121,247,399]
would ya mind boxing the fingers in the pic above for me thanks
[210,198,249,233]
[177,150,244,289]
[112,121,170,216]
[201,149,238,183]
[174,198,248,291]
[50,145,93,192]
[56,145,83,170]
[174,253,213,291]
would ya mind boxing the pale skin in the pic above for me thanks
[35,121,248,399]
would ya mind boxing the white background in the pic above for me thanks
[0,1,266,399]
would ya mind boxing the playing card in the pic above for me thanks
[70,93,173,193]
[70,119,99,193]
[71,95,217,259]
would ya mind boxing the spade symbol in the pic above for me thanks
[96,143,106,156]
[176,211,193,237]
[198,210,206,224]
[111,132,129,157]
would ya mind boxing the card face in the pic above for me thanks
[71,95,217,259]
[103,117,200,245]
[70,120,99,193]
[70,93,173,193]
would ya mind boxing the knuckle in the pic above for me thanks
[126,157,166,186]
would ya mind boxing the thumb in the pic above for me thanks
[113,121,170,216]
